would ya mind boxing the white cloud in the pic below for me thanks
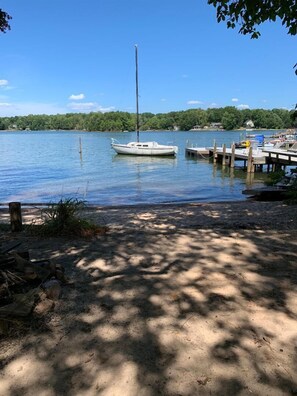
[187,100,203,105]
[0,80,13,90]
[209,103,218,108]
[67,102,115,113]
[0,102,68,117]
[0,100,116,116]
[69,93,85,100]
[231,98,239,102]
[237,104,250,110]
[161,98,166,102]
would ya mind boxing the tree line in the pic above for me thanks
[0,107,296,132]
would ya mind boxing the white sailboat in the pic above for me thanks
[111,45,178,157]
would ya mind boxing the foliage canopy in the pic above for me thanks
[0,8,11,33]
[208,0,297,38]
[0,107,296,131]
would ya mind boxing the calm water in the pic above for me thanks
[0,130,271,205]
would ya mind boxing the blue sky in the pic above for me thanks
[0,0,296,117]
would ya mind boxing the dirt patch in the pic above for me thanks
[0,201,297,395]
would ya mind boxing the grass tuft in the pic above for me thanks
[30,198,107,237]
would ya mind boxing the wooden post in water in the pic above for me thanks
[213,141,217,164]
[246,172,254,186]
[230,143,235,168]
[79,137,83,163]
[222,144,226,166]
[79,137,82,153]
[9,202,23,232]
[247,146,254,173]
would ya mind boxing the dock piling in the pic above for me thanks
[213,141,217,164]
[230,143,235,168]
[247,146,254,173]
[222,144,226,166]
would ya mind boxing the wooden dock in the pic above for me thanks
[185,145,297,173]
[262,148,297,166]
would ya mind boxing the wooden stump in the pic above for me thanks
[9,202,23,232]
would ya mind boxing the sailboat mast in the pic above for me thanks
[135,45,140,143]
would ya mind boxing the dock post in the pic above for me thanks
[79,137,83,160]
[213,141,217,164]
[230,143,235,168]
[229,167,234,181]
[222,144,226,166]
[9,202,23,232]
[247,146,254,173]
[246,172,254,186]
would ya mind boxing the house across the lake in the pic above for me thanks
[190,122,223,131]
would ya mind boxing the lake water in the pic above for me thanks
[0,130,271,206]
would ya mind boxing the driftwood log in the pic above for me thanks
[0,244,65,317]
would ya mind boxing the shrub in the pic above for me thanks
[32,198,107,237]
[285,176,297,204]
[265,169,285,186]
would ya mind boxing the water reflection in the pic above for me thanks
[112,154,177,167]
[0,130,272,204]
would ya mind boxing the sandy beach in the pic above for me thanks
[1,200,297,395]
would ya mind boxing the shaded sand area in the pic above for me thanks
[1,201,297,395]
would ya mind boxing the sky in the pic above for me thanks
[0,0,296,117]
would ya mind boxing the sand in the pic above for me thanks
[0,200,297,396]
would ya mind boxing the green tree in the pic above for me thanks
[221,106,243,130]
[0,118,7,130]
[252,109,269,128]
[222,112,237,130]
[206,108,226,123]
[266,112,284,129]
[208,0,297,77]
[0,9,11,33]
[145,115,162,130]
[290,109,297,127]
[0,107,295,132]
[272,108,292,128]
[177,109,208,131]
[208,0,297,39]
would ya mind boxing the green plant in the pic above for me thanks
[32,198,107,237]
[41,198,85,230]
[285,177,297,204]
[265,170,286,186]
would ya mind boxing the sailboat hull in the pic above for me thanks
[111,141,178,156]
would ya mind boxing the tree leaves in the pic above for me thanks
[0,9,11,33]
[207,0,297,38]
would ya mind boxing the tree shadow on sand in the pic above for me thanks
[1,204,297,395]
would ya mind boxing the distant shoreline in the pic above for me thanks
[0,128,289,133]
